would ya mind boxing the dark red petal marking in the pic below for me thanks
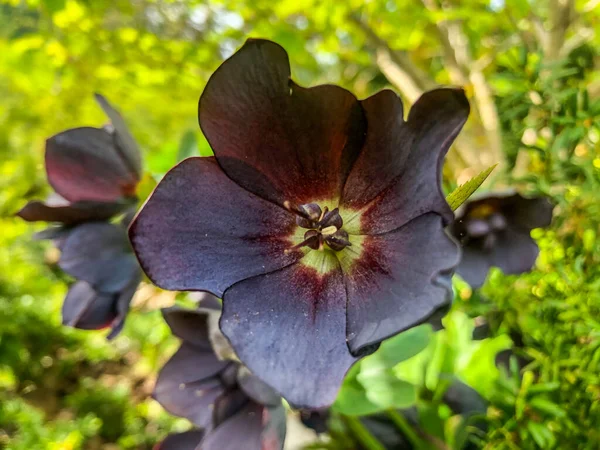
[198,39,366,206]
[345,213,460,354]
[341,88,469,234]
[201,402,264,450]
[129,157,301,297]
[59,222,139,293]
[220,261,356,409]
[45,127,138,203]
[153,343,228,428]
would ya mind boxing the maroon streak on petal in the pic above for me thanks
[95,93,143,178]
[342,88,469,234]
[46,127,137,203]
[17,198,129,224]
[345,213,460,354]
[129,157,301,297]
[198,39,366,206]
[220,262,356,409]
[161,307,212,350]
[200,402,264,450]
[262,404,287,450]
[59,222,139,293]
[155,431,204,450]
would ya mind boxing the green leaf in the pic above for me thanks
[360,325,432,375]
[177,130,198,162]
[445,164,497,211]
[333,379,382,416]
[530,397,567,418]
[358,370,417,409]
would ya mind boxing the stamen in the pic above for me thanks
[321,225,338,236]
[284,200,311,220]
[285,230,321,253]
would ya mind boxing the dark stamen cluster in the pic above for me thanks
[284,202,351,252]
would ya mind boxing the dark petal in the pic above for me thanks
[33,226,71,250]
[62,281,116,330]
[106,271,141,339]
[59,222,139,293]
[221,262,356,409]
[198,39,366,206]
[212,387,250,426]
[95,93,143,178]
[490,227,540,276]
[129,157,300,297]
[465,219,491,238]
[17,197,128,225]
[456,244,493,288]
[161,307,212,349]
[155,431,204,450]
[237,368,281,407]
[300,409,329,434]
[345,213,460,355]
[500,194,553,230]
[341,88,469,234]
[153,344,227,427]
[262,404,287,450]
[201,402,264,450]
[46,127,138,203]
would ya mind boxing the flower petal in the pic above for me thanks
[201,402,264,450]
[129,157,300,297]
[161,307,212,349]
[198,39,366,206]
[220,259,356,409]
[341,88,469,234]
[94,93,143,178]
[106,272,141,339]
[17,198,129,224]
[500,194,553,230]
[237,367,281,407]
[59,222,139,293]
[490,227,540,276]
[456,246,492,288]
[345,213,460,354]
[46,127,138,203]
[153,343,228,427]
[62,281,116,330]
[156,431,204,450]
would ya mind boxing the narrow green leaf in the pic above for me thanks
[445,164,498,211]
[177,130,198,162]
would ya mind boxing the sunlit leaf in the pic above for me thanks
[446,164,497,211]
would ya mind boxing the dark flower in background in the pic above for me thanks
[130,39,466,408]
[450,193,553,288]
[17,94,143,338]
[154,304,286,450]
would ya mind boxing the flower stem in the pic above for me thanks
[342,415,385,450]
[386,409,425,448]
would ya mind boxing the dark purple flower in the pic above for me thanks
[17,93,141,225]
[130,39,466,408]
[59,221,142,338]
[17,94,144,338]
[154,305,286,450]
[450,193,553,288]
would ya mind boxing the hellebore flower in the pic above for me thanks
[17,94,144,337]
[59,221,142,338]
[17,93,142,224]
[130,39,466,408]
[154,305,286,450]
[449,192,553,288]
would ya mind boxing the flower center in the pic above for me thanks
[284,201,351,252]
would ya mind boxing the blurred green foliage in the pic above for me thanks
[1,0,600,449]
